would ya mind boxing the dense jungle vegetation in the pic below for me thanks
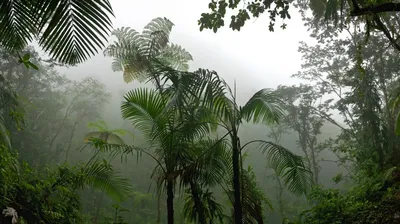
[1,0,400,223]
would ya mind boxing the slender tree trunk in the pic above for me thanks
[156,191,161,224]
[167,180,174,224]
[275,172,285,220]
[190,181,206,224]
[65,121,78,162]
[93,192,104,224]
[232,133,243,224]
[309,144,319,185]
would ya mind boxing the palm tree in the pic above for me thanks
[102,16,311,223]
[224,163,274,223]
[183,188,224,224]
[180,138,230,224]
[104,17,193,84]
[212,81,313,224]
[117,87,218,224]
[0,0,114,65]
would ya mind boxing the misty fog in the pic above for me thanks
[1,0,398,223]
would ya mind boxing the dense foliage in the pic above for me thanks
[1,1,400,224]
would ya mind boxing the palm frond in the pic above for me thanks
[181,138,230,187]
[79,160,132,202]
[183,188,224,223]
[0,1,34,51]
[242,166,273,223]
[223,164,272,223]
[153,68,229,115]
[121,88,169,140]
[0,115,11,149]
[257,140,313,195]
[0,0,115,65]
[241,88,285,125]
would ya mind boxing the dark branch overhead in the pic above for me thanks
[351,2,400,16]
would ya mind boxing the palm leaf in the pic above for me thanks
[121,88,170,141]
[182,138,230,187]
[241,88,285,125]
[0,0,115,65]
[241,166,273,223]
[183,188,224,223]
[0,115,11,149]
[79,160,132,202]
[257,140,313,195]
[223,163,272,223]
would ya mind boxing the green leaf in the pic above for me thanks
[0,0,115,65]
[104,17,193,83]
[396,113,400,135]
[27,61,39,70]
[23,61,29,69]
[22,53,30,62]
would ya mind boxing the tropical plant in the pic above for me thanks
[221,151,275,224]
[183,188,224,224]
[104,17,193,83]
[104,16,312,223]
[210,81,313,224]
[180,138,231,224]
[0,144,132,223]
[273,84,328,185]
[84,120,133,145]
[0,75,21,149]
[0,0,115,65]
[111,86,219,224]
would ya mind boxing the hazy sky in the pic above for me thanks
[59,0,312,102]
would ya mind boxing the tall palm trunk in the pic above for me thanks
[232,133,243,224]
[167,180,174,224]
[190,181,206,224]
[156,192,161,224]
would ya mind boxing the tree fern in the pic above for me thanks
[84,120,132,145]
[104,17,193,83]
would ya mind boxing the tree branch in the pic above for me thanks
[351,3,400,16]
[373,14,400,52]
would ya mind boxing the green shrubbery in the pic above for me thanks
[0,146,83,223]
[290,171,400,224]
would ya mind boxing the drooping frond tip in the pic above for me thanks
[258,140,313,196]
[241,88,285,125]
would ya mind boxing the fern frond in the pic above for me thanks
[104,17,193,84]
